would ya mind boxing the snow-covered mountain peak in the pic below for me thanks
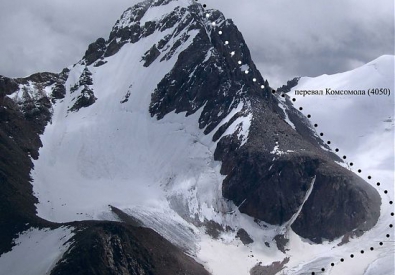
[0,2,387,274]
[365,54,395,80]
[3,0,377,249]
[115,0,194,29]
[83,0,228,70]
[27,0,264,235]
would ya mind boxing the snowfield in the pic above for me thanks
[0,227,74,275]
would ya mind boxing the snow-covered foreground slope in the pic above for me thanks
[0,227,74,275]
[284,55,395,274]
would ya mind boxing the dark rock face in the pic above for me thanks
[0,76,19,97]
[51,222,210,275]
[69,87,97,112]
[236,228,253,245]
[84,38,107,66]
[291,171,381,242]
[216,97,381,242]
[220,151,317,225]
[69,67,97,112]
[273,234,289,253]
[148,6,266,136]
[142,44,161,67]
[51,68,70,102]
[80,0,190,65]
[277,77,300,94]
[0,72,66,254]
[250,257,289,275]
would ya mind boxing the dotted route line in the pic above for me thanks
[194,0,394,273]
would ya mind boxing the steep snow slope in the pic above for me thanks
[293,55,394,171]
[0,227,74,275]
[28,0,249,254]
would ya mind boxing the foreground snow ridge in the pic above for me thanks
[0,227,74,275]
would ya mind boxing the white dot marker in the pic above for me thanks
[224,41,229,45]
[206,13,210,18]
[218,31,223,35]
[245,70,249,74]
[238,61,242,65]
[253,78,257,82]
[261,85,265,89]
[230,51,235,56]
[212,22,216,26]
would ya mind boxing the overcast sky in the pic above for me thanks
[0,0,393,88]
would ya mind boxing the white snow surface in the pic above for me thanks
[140,0,192,25]
[30,1,254,262]
[23,2,394,273]
[0,227,74,275]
